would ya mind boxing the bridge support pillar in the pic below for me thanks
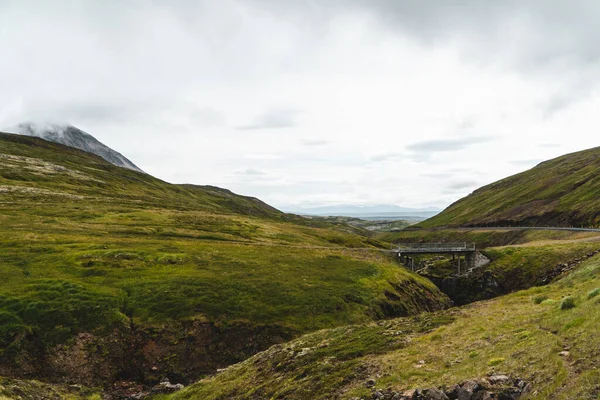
[466,251,476,272]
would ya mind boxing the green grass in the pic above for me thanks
[0,376,101,399]
[378,228,600,249]
[0,132,450,384]
[418,146,600,228]
[169,253,600,399]
[482,243,599,290]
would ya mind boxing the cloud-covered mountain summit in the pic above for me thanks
[8,122,144,173]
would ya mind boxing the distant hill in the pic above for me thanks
[420,146,600,228]
[284,204,440,220]
[7,122,144,173]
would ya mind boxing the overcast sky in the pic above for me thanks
[2,1,600,210]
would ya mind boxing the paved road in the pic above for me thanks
[451,226,600,233]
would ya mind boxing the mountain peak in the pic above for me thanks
[7,122,144,173]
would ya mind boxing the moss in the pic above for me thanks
[587,288,600,299]
[560,296,576,310]
[487,357,505,366]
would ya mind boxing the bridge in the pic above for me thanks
[394,243,478,275]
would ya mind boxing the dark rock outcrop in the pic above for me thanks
[357,376,530,400]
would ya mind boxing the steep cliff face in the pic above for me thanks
[8,122,144,173]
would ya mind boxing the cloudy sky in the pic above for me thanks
[2,1,600,210]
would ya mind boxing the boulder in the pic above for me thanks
[488,375,511,385]
[422,387,449,400]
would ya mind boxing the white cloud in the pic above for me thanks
[1,1,600,209]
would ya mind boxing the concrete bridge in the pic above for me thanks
[394,243,478,275]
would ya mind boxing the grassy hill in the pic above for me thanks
[168,247,600,400]
[420,146,600,228]
[0,132,450,388]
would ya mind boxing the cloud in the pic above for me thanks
[232,168,268,176]
[301,139,329,147]
[236,108,300,130]
[2,1,600,210]
[369,153,403,162]
[406,137,492,153]
[510,159,543,167]
[443,180,480,194]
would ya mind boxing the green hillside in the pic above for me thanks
[420,146,600,228]
[169,248,600,400]
[0,132,449,388]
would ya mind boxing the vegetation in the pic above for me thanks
[0,377,100,400]
[305,216,414,233]
[379,227,600,249]
[416,146,600,227]
[0,132,449,385]
[168,253,600,399]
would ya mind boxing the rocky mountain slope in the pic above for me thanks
[0,131,450,394]
[419,146,600,228]
[7,122,144,173]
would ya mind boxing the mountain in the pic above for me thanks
[420,146,600,228]
[0,131,449,391]
[7,122,144,173]
[284,204,441,219]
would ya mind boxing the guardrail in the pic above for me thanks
[396,242,476,251]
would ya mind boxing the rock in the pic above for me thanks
[422,387,449,400]
[516,380,531,394]
[366,379,377,388]
[372,390,385,399]
[559,351,570,357]
[472,391,494,400]
[457,380,480,400]
[402,389,419,399]
[488,375,511,385]
[497,389,521,400]
[445,384,460,400]
[150,380,185,394]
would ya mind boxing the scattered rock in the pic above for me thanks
[422,387,449,400]
[366,376,531,400]
[150,378,185,394]
[488,374,511,385]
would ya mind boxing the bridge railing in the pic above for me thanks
[395,242,476,251]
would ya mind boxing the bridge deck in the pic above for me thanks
[395,242,476,254]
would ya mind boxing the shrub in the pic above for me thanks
[488,357,505,366]
[560,296,576,310]
[587,288,600,299]
[533,295,548,304]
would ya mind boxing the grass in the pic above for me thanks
[417,145,600,228]
[0,376,101,399]
[168,253,600,399]
[0,132,450,383]
[378,228,600,249]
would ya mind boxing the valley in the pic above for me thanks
[2,131,600,399]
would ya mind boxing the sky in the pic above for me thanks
[2,1,600,210]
